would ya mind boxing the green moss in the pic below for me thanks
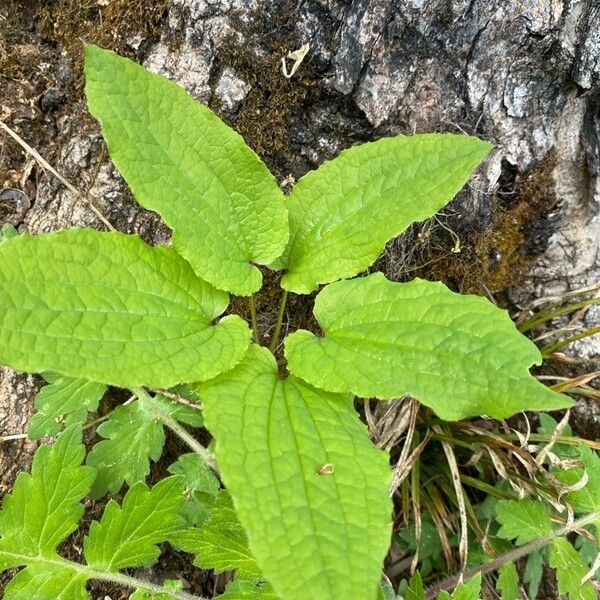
[211,9,322,173]
[423,152,559,297]
[37,0,170,95]
[216,47,314,159]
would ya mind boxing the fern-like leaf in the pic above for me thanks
[87,394,203,497]
[171,491,262,580]
[28,373,107,440]
[0,430,189,600]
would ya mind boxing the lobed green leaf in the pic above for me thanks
[0,428,93,599]
[558,446,600,513]
[0,431,189,600]
[28,373,107,440]
[168,453,220,526]
[496,563,519,600]
[405,572,425,600]
[218,580,278,600]
[85,44,288,296]
[131,580,182,600]
[171,491,262,580]
[285,273,571,421]
[0,223,18,244]
[199,345,392,600]
[495,499,552,545]
[0,427,94,563]
[86,393,203,497]
[523,550,544,600]
[437,574,482,600]
[3,567,88,600]
[549,538,597,600]
[0,229,250,388]
[86,399,164,497]
[85,477,185,572]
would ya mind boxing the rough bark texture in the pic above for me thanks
[0,369,39,496]
[1,0,599,489]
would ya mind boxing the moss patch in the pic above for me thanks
[37,0,170,94]
[209,7,326,178]
[214,43,317,162]
[417,152,559,298]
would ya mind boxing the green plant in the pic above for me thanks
[401,414,600,599]
[0,45,575,599]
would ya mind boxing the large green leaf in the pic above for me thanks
[0,229,250,387]
[285,273,571,421]
[278,134,491,293]
[28,373,107,440]
[85,44,288,296]
[199,345,392,600]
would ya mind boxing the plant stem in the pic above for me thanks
[133,387,218,472]
[249,294,259,343]
[425,509,600,598]
[269,289,288,353]
[1,551,207,600]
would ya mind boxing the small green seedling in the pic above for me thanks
[0,45,572,600]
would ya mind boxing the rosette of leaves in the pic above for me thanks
[0,45,572,600]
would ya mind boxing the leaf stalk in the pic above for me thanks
[249,294,259,343]
[269,289,288,353]
[0,551,207,600]
[133,387,218,472]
